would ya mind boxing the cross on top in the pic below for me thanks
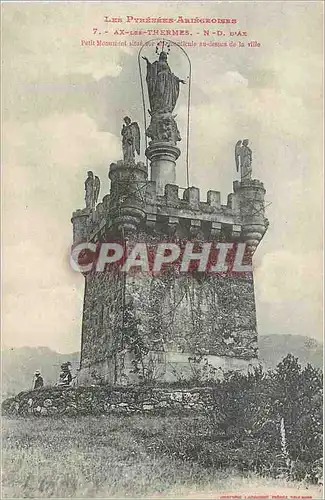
[155,40,171,56]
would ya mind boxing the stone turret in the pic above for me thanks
[71,209,90,245]
[108,160,148,234]
[235,179,268,255]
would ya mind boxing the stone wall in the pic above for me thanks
[2,385,217,418]
[80,269,124,379]
[126,272,258,359]
[79,268,258,385]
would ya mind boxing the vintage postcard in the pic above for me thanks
[1,1,323,499]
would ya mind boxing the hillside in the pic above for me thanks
[259,334,323,370]
[1,334,323,397]
[1,346,79,398]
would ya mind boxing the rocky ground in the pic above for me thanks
[2,385,215,417]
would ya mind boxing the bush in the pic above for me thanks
[154,355,323,484]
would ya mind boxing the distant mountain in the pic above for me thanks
[259,334,323,370]
[1,346,79,399]
[1,335,323,398]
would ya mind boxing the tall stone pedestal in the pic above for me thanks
[72,50,269,389]
[77,269,259,386]
[146,142,180,196]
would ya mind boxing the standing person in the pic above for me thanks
[33,370,44,390]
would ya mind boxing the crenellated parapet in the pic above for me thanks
[139,178,268,249]
[72,174,268,254]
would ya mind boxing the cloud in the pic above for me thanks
[3,283,83,354]
[254,249,323,340]
[255,250,322,304]
[2,113,120,351]
[3,113,120,210]
[2,4,127,82]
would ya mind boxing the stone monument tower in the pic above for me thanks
[71,46,268,385]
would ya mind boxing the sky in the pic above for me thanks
[2,1,323,353]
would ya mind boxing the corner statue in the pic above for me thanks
[121,116,140,164]
[85,171,100,209]
[235,139,253,181]
[142,51,186,114]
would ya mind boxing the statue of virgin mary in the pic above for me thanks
[142,51,186,114]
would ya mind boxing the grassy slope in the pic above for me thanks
[2,415,322,499]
